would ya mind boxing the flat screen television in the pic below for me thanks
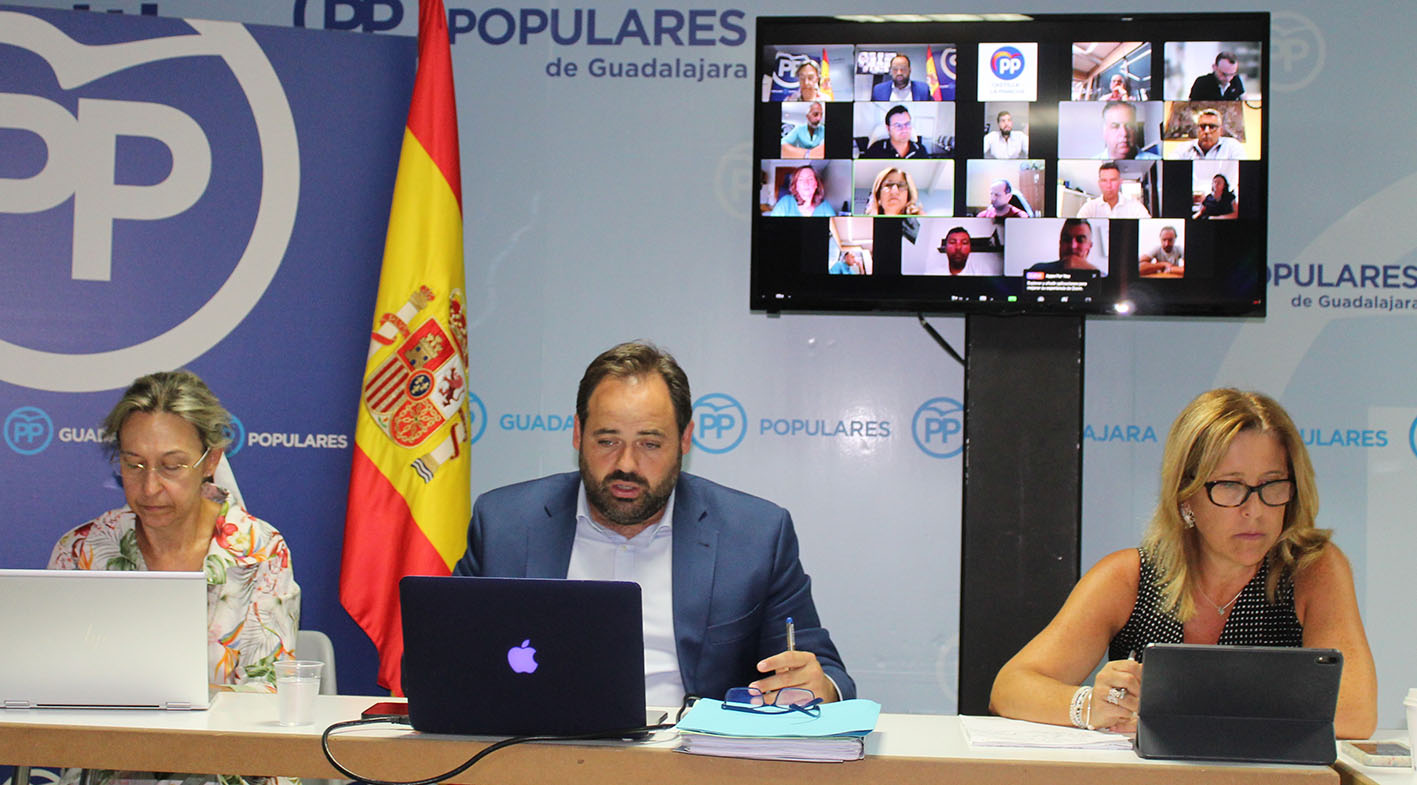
[751,13,1269,316]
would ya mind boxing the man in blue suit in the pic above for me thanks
[454,342,854,707]
[871,54,932,101]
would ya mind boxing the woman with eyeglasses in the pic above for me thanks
[866,167,922,216]
[989,389,1376,739]
[49,370,299,693]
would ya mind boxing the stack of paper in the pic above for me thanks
[959,715,1134,750]
[675,698,881,762]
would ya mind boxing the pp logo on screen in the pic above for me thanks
[772,52,813,90]
[223,415,246,458]
[913,397,964,459]
[989,46,1025,80]
[466,392,488,447]
[0,11,298,393]
[4,406,53,455]
[692,393,747,454]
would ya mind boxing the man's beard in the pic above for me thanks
[580,453,680,527]
[893,75,909,88]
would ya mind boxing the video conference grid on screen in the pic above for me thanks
[750,13,1268,317]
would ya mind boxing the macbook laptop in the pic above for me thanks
[399,575,646,736]
[1136,643,1343,764]
[0,568,210,710]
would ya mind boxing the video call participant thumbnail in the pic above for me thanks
[1195,172,1238,220]
[872,54,932,101]
[865,167,922,216]
[1077,162,1150,219]
[781,101,825,159]
[1189,51,1245,100]
[983,110,1028,159]
[453,341,856,706]
[861,105,928,159]
[1027,218,1103,275]
[1095,100,1159,160]
[977,179,1029,219]
[769,164,836,217]
[940,225,989,275]
[829,248,867,275]
[1178,107,1243,160]
[1139,223,1184,276]
[785,58,829,102]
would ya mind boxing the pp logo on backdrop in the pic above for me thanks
[223,415,246,458]
[692,393,747,454]
[913,397,964,459]
[4,406,54,455]
[292,0,406,33]
[466,392,488,447]
[0,10,298,393]
[1272,12,1325,93]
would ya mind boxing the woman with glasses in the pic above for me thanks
[48,370,299,692]
[989,389,1376,739]
[866,167,922,216]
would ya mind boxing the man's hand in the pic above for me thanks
[749,650,839,704]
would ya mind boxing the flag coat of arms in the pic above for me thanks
[341,0,468,694]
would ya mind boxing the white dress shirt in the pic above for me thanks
[1077,195,1150,218]
[569,483,685,707]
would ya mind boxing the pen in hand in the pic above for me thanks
[786,616,796,652]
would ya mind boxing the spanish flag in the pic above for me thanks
[925,46,942,101]
[818,48,834,100]
[341,0,469,694]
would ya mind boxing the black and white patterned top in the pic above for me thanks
[1108,547,1302,662]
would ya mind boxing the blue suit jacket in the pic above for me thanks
[872,79,932,101]
[453,472,856,701]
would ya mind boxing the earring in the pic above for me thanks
[1180,506,1196,528]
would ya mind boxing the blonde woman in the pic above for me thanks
[990,389,1376,739]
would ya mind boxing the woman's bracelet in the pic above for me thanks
[1069,685,1093,729]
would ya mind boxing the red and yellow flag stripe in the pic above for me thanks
[341,0,468,695]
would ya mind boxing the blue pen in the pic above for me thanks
[786,617,796,651]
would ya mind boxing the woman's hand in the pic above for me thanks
[1088,658,1143,732]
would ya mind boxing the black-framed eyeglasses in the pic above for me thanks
[1204,478,1293,508]
[721,687,822,717]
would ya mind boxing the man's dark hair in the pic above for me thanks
[1214,51,1238,65]
[884,104,911,127]
[577,341,692,435]
[996,110,1011,123]
[891,53,911,67]
[1061,217,1092,239]
[945,226,971,241]
[1098,161,1121,175]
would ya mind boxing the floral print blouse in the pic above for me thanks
[48,484,300,692]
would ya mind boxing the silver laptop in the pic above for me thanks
[0,569,210,710]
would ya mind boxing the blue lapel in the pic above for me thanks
[524,474,577,578]
[671,474,718,690]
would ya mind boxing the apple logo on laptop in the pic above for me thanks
[507,639,538,673]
